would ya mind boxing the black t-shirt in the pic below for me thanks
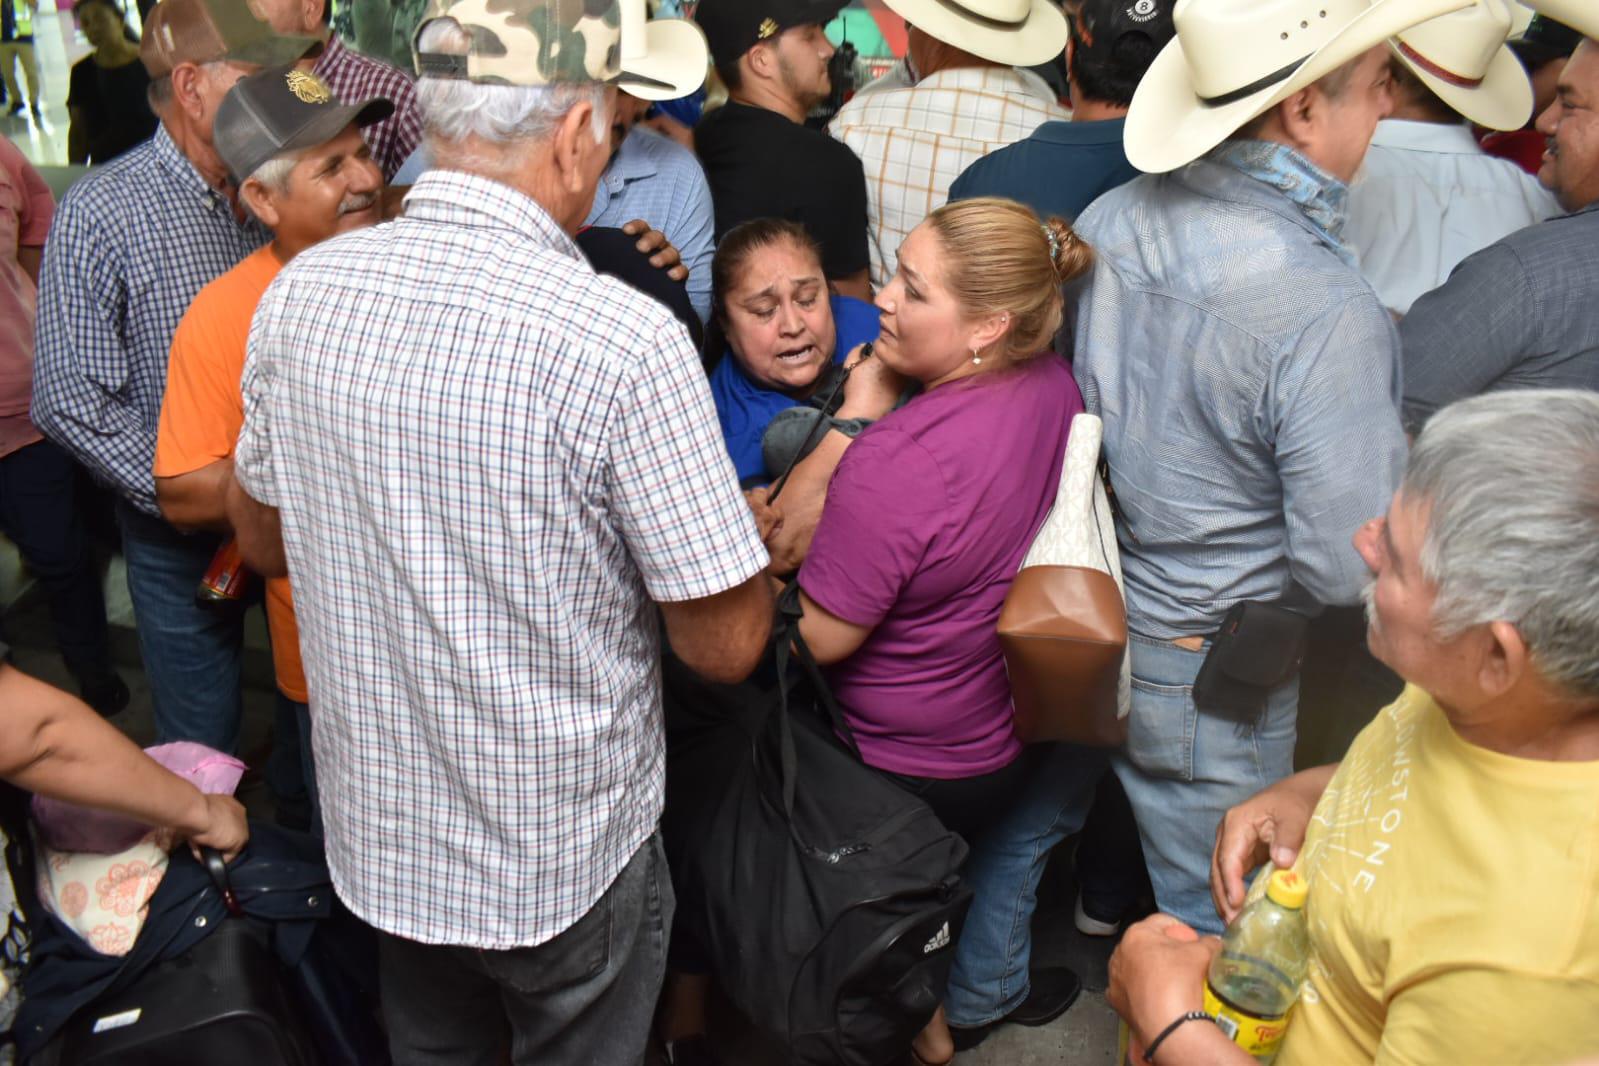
[695,101,870,281]
[67,55,158,165]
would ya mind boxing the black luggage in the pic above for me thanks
[47,913,316,1065]
[1,799,387,1066]
[669,585,974,1066]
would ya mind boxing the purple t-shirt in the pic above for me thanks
[798,355,1083,778]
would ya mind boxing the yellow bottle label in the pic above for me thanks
[1203,983,1292,1059]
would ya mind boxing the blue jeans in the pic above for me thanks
[943,742,1106,1027]
[1112,633,1298,934]
[116,501,245,751]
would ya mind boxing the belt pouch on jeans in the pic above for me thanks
[1191,602,1309,721]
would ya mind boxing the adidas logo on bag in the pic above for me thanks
[922,922,951,955]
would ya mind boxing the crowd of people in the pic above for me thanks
[0,0,1596,1062]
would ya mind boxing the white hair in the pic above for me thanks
[1403,389,1599,701]
[246,153,300,193]
[235,149,302,224]
[414,18,608,152]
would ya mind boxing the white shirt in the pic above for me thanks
[1347,119,1560,314]
[829,65,1068,287]
[234,171,767,949]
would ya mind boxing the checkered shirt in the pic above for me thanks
[314,35,423,182]
[234,170,768,949]
[31,125,265,514]
[829,66,1067,288]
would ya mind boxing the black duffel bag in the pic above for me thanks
[670,585,973,1066]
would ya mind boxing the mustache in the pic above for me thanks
[338,191,378,217]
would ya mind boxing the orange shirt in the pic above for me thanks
[155,246,306,702]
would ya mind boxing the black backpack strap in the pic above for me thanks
[772,582,863,817]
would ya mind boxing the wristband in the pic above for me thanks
[1144,1010,1216,1063]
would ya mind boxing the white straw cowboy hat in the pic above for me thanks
[1391,0,1532,130]
[1125,0,1473,173]
[882,0,1069,66]
[1524,0,1599,39]
[619,0,710,101]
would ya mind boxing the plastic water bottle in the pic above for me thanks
[1203,868,1310,1062]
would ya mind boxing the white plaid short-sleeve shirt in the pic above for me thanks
[234,170,767,949]
[829,66,1068,287]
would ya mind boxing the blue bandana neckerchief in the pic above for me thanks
[1209,140,1354,264]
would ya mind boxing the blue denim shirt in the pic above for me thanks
[1070,152,1407,639]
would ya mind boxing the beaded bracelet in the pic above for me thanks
[1143,1010,1217,1063]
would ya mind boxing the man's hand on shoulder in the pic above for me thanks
[622,219,689,282]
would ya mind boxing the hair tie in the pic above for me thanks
[1043,223,1060,263]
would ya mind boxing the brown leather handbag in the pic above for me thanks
[998,413,1129,746]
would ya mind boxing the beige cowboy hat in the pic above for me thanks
[1125,0,1474,174]
[619,0,710,101]
[1391,0,1532,130]
[882,0,1068,66]
[1523,0,1599,39]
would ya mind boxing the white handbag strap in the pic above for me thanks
[1021,413,1115,572]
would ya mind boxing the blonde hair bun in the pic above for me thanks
[1043,215,1093,282]
[926,198,1095,364]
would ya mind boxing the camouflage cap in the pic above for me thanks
[411,0,623,86]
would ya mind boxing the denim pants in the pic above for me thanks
[0,440,113,683]
[116,501,245,751]
[378,833,674,1066]
[266,694,321,837]
[943,742,1107,1027]
[1112,633,1298,935]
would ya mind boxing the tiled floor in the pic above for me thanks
[6,8,90,168]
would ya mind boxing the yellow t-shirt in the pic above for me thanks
[1277,685,1599,1066]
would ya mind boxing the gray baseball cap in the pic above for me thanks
[215,64,394,185]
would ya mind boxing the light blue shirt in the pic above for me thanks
[585,126,714,322]
[394,127,717,322]
[1070,152,1408,638]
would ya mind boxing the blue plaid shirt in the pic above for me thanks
[585,126,714,322]
[31,125,266,515]
[1070,154,1407,638]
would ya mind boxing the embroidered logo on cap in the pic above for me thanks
[286,69,333,104]
[1126,0,1158,22]
[757,17,779,39]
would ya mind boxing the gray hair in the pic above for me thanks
[147,59,244,115]
[414,18,607,152]
[235,148,305,224]
[246,153,300,193]
[147,74,173,114]
[1231,52,1368,141]
[1403,390,1599,701]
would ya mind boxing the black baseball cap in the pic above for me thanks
[1510,15,1582,71]
[694,0,847,71]
[214,64,394,185]
[1071,0,1175,64]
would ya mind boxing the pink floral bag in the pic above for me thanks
[31,743,246,956]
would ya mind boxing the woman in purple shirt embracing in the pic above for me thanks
[793,197,1093,1065]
